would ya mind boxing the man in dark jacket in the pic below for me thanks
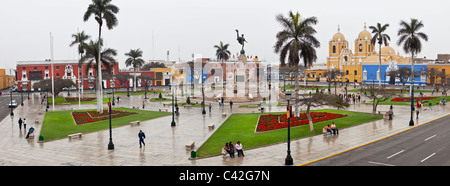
[138,130,146,148]
[18,118,23,130]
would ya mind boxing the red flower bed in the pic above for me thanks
[72,110,137,125]
[256,112,346,132]
[65,97,96,102]
[391,97,438,102]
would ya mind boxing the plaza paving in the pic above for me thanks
[0,90,448,166]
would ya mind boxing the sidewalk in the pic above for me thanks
[0,91,448,166]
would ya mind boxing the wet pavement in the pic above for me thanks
[0,89,448,166]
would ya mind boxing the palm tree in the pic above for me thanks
[369,23,390,88]
[70,31,91,98]
[397,18,428,126]
[214,41,231,98]
[80,39,117,93]
[274,11,320,117]
[125,49,145,92]
[83,0,119,113]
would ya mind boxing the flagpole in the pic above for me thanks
[50,32,55,111]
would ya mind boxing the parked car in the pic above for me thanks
[9,100,17,108]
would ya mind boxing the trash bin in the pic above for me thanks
[190,151,196,159]
[39,135,44,141]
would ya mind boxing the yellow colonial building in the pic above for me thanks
[326,24,411,83]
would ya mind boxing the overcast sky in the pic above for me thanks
[1,0,449,71]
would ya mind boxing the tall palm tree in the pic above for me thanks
[80,39,117,93]
[125,49,145,92]
[397,18,428,126]
[83,0,119,113]
[369,23,390,88]
[274,11,320,117]
[214,41,231,98]
[70,31,91,98]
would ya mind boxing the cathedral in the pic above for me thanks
[326,24,413,84]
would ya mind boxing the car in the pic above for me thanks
[9,100,17,108]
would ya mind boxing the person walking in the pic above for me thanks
[230,100,233,110]
[138,130,146,148]
[142,101,145,109]
[208,103,212,113]
[23,118,27,131]
[18,118,22,130]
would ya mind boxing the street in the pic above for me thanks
[0,88,22,120]
[304,114,450,166]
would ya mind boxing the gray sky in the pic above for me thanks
[1,0,449,71]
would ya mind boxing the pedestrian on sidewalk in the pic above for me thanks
[138,130,146,148]
[18,118,22,130]
[23,118,27,131]
[142,101,145,109]
[230,100,233,110]
[208,103,212,112]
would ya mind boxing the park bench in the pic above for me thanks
[183,104,192,108]
[68,133,82,140]
[185,141,195,151]
[34,118,39,124]
[129,121,140,125]
[222,113,227,117]
[162,103,171,107]
[208,123,214,130]
[158,108,168,112]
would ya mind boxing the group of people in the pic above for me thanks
[323,122,339,136]
[222,141,244,158]
[338,93,361,104]
[18,118,34,139]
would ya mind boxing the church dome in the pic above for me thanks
[332,32,346,41]
[381,45,395,56]
[358,30,372,40]
[357,23,372,40]
[332,25,346,41]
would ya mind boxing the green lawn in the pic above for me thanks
[48,97,110,105]
[195,109,382,157]
[149,98,172,102]
[39,107,171,142]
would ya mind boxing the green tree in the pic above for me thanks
[69,31,91,98]
[83,0,119,113]
[369,23,390,88]
[125,49,145,92]
[397,18,428,125]
[80,39,117,91]
[33,79,76,97]
[214,41,231,98]
[274,11,320,116]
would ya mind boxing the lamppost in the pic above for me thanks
[111,81,115,106]
[171,80,176,127]
[10,89,14,116]
[201,63,206,115]
[107,91,114,150]
[285,92,293,165]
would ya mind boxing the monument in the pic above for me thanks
[234,29,250,98]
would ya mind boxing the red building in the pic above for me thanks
[16,60,119,91]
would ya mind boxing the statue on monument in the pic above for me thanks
[235,29,247,54]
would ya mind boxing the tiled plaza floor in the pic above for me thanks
[0,90,448,166]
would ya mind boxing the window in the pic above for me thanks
[346,70,349,75]
[354,70,357,75]
[45,66,48,70]
[56,73,59,77]
[359,44,363,52]
[34,67,37,70]
[332,46,336,53]
[56,66,59,70]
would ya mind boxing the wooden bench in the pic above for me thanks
[183,104,192,108]
[35,118,39,124]
[162,103,171,107]
[130,121,140,125]
[68,133,82,140]
[222,113,227,117]
[185,141,195,150]
[158,108,168,112]
[208,124,214,130]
